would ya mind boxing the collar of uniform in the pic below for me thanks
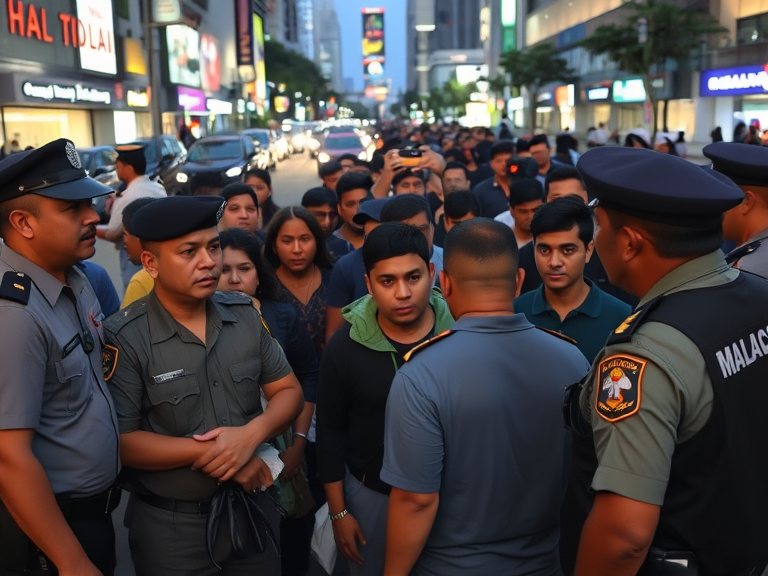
[451,312,534,334]
[530,277,602,318]
[146,290,233,345]
[0,243,80,307]
[745,225,768,245]
[638,250,731,308]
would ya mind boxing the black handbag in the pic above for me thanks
[205,482,280,569]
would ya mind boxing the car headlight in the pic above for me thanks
[358,151,368,161]
[226,166,243,178]
[176,172,188,183]
[318,152,331,163]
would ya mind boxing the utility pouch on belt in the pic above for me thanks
[640,547,698,576]
[0,500,37,571]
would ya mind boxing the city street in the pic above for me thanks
[88,151,324,576]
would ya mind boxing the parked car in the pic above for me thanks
[316,132,368,167]
[242,128,277,171]
[77,145,120,223]
[120,135,186,194]
[174,135,261,195]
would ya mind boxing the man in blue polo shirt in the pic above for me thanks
[514,195,630,363]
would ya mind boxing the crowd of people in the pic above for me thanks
[0,120,767,576]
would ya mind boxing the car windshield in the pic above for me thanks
[188,140,243,162]
[324,136,362,150]
[249,132,269,146]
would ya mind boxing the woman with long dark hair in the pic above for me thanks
[264,206,334,360]
[218,228,319,576]
[245,168,281,228]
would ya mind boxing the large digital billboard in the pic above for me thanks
[253,14,267,115]
[200,34,220,92]
[166,24,201,87]
[362,8,385,81]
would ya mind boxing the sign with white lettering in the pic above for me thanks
[700,65,768,97]
[22,80,111,104]
[612,79,646,103]
[127,88,150,108]
[76,0,116,75]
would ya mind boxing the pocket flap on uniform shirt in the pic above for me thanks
[146,375,200,406]
[229,359,261,383]
[55,352,87,382]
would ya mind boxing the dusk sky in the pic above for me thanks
[335,0,407,95]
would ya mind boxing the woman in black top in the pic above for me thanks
[245,168,280,229]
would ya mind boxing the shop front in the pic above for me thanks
[699,64,768,138]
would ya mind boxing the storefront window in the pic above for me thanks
[616,106,643,131]
[737,13,768,45]
[3,107,93,149]
[658,99,696,136]
[593,104,610,127]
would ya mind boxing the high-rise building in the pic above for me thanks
[297,0,315,60]
[265,0,301,54]
[314,0,344,93]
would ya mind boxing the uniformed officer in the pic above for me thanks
[570,147,768,575]
[703,141,768,278]
[0,139,121,576]
[103,195,304,576]
[381,219,590,576]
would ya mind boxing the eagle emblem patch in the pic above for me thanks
[102,345,119,381]
[595,354,646,422]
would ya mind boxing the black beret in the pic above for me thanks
[132,195,226,242]
[577,147,744,227]
[114,144,147,174]
[703,142,768,188]
[0,138,112,203]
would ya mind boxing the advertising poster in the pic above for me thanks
[166,24,201,87]
[362,7,385,89]
[76,0,117,75]
[252,14,267,115]
[200,34,220,92]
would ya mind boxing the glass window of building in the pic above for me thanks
[3,108,93,149]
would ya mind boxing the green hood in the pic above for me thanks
[342,287,454,353]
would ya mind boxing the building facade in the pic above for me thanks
[314,0,343,94]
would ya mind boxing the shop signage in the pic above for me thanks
[153,0,181,23]
[234,0,254,68]
[126,88,150,107]
[22,80,111,104]
[700,65,768,97]
[206,98,232,115]
[612,79,646,103]
[167,24,201,87]
[177,86,206,112]
[6,0,116,75]
[76,0,117,75]
[200,34,221,92]
[586,86,610,101]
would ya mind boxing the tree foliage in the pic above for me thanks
[579,0,727,137]
[498,42,576,130]
[264,40,331,117]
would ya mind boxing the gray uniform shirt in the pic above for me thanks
[731,226,768,279]
[0,246,120,495]
[104,290,292,501]
[381,314,590,576]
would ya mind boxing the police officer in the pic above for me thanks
[571,147,768,575]
[703,141,768,278]
[0,139,121,576]
[104,195,303,576]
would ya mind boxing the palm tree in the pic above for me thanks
[580,0,727,141]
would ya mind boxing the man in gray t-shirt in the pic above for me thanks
[381,220,589,576]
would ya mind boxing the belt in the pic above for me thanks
[56,485,122,522]
[349,469,391,496]
[136,492,213,515]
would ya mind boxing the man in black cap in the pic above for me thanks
[704,141,768,278]
[0,139,121,576]
[96,144,166,288]
[568,148,768,575]
[104,195,303,576]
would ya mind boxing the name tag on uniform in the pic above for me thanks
[153,369,186,384]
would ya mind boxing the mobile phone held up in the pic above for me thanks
[398,148,423,167]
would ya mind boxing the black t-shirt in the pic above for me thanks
[383,319,436,359]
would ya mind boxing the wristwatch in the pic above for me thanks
[329,509,348,521]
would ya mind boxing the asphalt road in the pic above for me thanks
[88,150,328,576]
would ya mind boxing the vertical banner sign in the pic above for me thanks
[235,0,254,68]
[76,0,117,75]
[362,7,385,94]
[253,14,267,115]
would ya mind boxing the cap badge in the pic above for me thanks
[65,142,82,170]
[216,200,227,222]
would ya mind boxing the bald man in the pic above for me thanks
[381,219,590,576]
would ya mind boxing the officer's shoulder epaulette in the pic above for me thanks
[212,290,253,306]
[606,298,662,345]
[0,271,31,305]
[536,326,578,346]
[404,330,455,362]
[104,298,149,333]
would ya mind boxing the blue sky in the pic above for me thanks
[335,0,406,95]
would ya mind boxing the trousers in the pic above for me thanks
[343,470,389,576]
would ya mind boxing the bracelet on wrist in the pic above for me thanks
[329,509,348,522]
[292,432,308,441]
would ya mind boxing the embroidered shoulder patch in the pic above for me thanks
[102,345,119,381]
[403,330,454,362]
[595,354,647,422]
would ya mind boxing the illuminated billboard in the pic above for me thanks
[252,14,267,115]
[166,24,201,87]
[200,34,220,92]
[76,0,117,75]
[362,8,385,83]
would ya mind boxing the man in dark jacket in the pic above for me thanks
[316,223,454,576]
